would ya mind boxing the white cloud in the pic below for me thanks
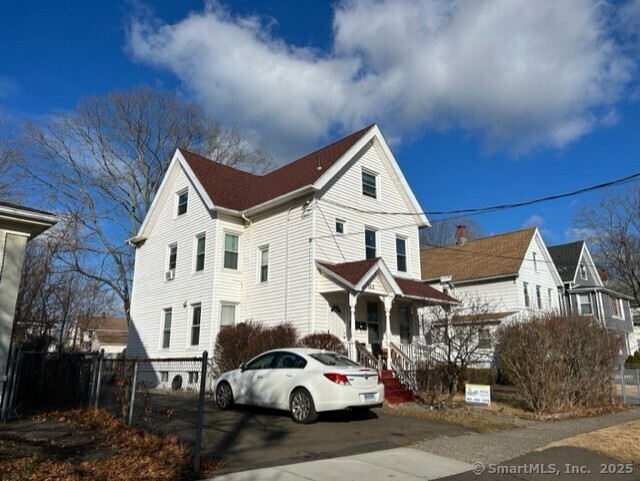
[522,214,545,228]
[564,227,595,242]
[127,0,634,162]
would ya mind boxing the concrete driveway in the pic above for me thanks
[201,405,468,474]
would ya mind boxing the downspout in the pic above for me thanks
[241,213,253,315]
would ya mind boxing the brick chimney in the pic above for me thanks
[455,225,468,245]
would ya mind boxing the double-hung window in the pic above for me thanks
[478,328,492,349]
[259,247,269,283]
[195,235,206,272]
[396,236,407,272]
[536,285,542,309]
[190,304,201,346]
[365,228,377,259]
[580,264,587,280]
[166,244,177,280]
[224,233,239,269]
[176,190,188,216]
[523,282,530,308]
[609,297,622,318]
[362,170,377,199]
[162,308,172,349]
[220,304,236,329]
[579,294,592,315]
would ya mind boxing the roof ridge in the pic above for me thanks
[548,240,584,249]
[421,226,537,252]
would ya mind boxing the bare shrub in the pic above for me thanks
[213,321,299,374]
[299,333,347,354]
[496,314,622,413]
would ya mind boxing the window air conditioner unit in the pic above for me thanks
[165,270,175,281]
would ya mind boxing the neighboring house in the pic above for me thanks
[420,226,564,354]
[71,315,128,358]
[548,241,634,356]
[631,307,640,356]
[128,124,456,368]
[0,201,58,405]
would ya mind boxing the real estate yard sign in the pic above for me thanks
[465,384,491,406]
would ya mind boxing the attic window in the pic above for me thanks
[580,264,587,280]
[362,170,377,199]
[177,190,188,216]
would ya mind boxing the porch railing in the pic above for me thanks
[355,341,382,370]
[389,342,418,393]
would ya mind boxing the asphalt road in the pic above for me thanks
[200,405,468,474]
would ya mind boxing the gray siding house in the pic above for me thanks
[548,241,634,355]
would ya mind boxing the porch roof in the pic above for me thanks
[317,258,458,304]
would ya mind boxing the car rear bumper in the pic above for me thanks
[313,385,385,412]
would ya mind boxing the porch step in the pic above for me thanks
[380,370,416,404]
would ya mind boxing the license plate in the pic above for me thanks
[363,393,375,401]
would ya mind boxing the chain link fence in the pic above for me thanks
[616,365,640,405]
[1,348,211,472]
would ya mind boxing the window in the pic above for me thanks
[362,170,377,199]
[536,285,542,309]
[579,294,592,315]
[276,353,307,369]
[160,371,168,383]
[580,264,587,280]
[548,288,553,308]
[245,352,278,370]
[220,304,236,329]
[188,371,199,384]
[162,308,172,349]
[177,190,188,216]
[609,297,622,318]
[166,244,177,279]
[523,282,530,307]
[224,233,239,269]
[478,328,492,349]
[365,228,377,259]
[259,247,269,282]
[533,252,538,272]
[396,236,407,272]
[335,219,345,234]
[190,304,201,346]
[195,235,206,272]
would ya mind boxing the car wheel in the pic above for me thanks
[290,388,318,424]
[216,382,234,410]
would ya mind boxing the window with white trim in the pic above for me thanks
[396,236,407,272]
[536,285,542,309]
[609,296,623,318]
[195,234,206,272]
[580,264,587,280]
[188,371,199,384]
[162,308,172,349]
[523,282,530,308]
[259,246,269,283]
[176,190,188,216]
[224,233,239,270]
[166,244,177,279]
[362,170,377,199]
[220,304,236,329]
[335,219,345,234]
[548,288,553,308]
[365,228,377,259]
[478,327,491,349]
[579,294,592,315]
[190,304,201,346]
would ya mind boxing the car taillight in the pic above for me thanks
[323,373,351,386]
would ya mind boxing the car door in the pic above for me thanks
[237,352,278,405]
[267,352,307,409]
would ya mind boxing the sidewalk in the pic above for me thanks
[206,407,640,481]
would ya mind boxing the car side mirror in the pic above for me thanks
[240,362,246,372]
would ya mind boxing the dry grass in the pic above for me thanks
[544,420,640,466]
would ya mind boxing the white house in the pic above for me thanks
[420,226,564,353]
[127,125,456,366]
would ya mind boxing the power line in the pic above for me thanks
[319,170,640,217]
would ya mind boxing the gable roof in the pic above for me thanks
[547,241,584,283]
[421,227,537,283]
[317,258,458,304]
[179,124,375,211]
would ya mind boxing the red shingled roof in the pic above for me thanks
[318,258,458,304]
[180,124,375,211]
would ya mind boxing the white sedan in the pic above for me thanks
[214,348,384,423]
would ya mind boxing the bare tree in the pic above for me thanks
[0,108,22,201]
[573,185,640,305]
[420,294,497,406]
[13,224,113,352]
[420,217,484,249]
[21,86,272,323]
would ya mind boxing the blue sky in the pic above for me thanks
[2,0,640,245]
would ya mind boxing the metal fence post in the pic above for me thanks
[193,351,208,474]
[620,364,626,404]
[636,369,640,405]
[128,360,139,426]
[95,349,105,408]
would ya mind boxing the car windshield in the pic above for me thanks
[309,352,361,367]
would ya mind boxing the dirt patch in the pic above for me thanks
[0,409,224,481]
[544,419,640,466]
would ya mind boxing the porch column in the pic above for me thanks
[380,294,394,351]
[348,292,359,360]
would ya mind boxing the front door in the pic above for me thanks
[329,304,347,340]
[399,306,411,344]
[367,302,380,356]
